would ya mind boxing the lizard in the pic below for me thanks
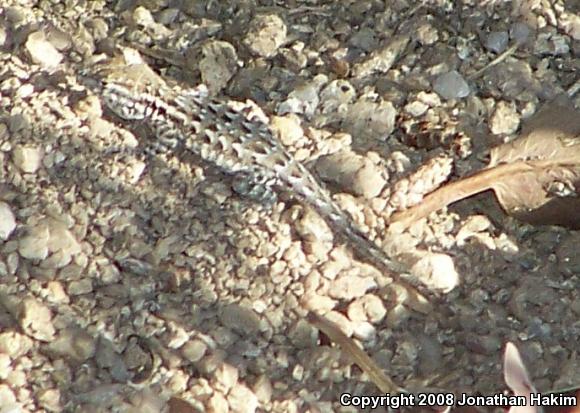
[93,53,424,300]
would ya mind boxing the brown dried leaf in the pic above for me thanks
[390,97,580,229]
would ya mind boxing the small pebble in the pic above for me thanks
[347,294,386,323]
[0,354,12,380]
[219,304,262,335]
[328,274,377,300]
[19,298,55,342]
[0,333,32,359]
[490,101,520,135]
[181,339,208,363]
[511,22,531,44]
[132,6,155,27]
[0,203,16,240]
[404,100,429,117]
[407,251,459,293]
[243,14,287,58]
[25,31,63,68]
[227,383,258,413]
[12,145,42,173]
[351,159,387,199]
[252,375,273,404]
[0,384,17,408]
[47,327,96,364]
[19,221,50,261]
[344,99,397,140]
[270,114,303,146]
[200,40,238,93]
[485,31,509,53]
[277,74,327,117]
[208,392,228,413]
[415,23,439,45]
[213,363,239,391]
[433,70,470,100]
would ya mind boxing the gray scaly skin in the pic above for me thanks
[99,63,412,287]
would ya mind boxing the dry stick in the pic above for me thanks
[468,41,520,80]
[307,311,406,394]
[389,161,534,229]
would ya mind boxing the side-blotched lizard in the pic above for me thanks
[96,58,417,294]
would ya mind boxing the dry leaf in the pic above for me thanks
[503,342,580,413]
[504,342,538,413]
[390,96,580,229]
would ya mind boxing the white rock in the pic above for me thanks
[0,353,12,380]
[404,100,429,117]
[317,79,356,121]
[19,221,50,260]
[25,31,63,68]
[213,363,239,392]
[270,114,303,146]
[328,274,377,300]
[0,384,16,406]
[181,339,208,363]
[252,375,273,404]
[352,320,376,341]
[200,40,238,93]
[490,101,520,135]
[301,293,337,313]
[351,159,387,198]
[132,6,155,27]
[0,332,33,359]
[347,294,386,323]
[325,311,353,337]
[489,102,520,135]
[126,160,146,184]
[208,392,229,413]
[227,384,258,413]
[12,145,42,173]
[19,298,55,341]
[243,14,287,58]
[417,91,441,107]
[345,99,396,141]
[408,251,459,293]
[277,74,327,117]
[0,203,16,240]
[47,219,82,265]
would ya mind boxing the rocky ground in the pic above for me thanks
[0,1,579,412]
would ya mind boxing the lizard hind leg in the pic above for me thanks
[231,170,279,207]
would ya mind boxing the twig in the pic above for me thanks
[468,42,521,80]
[388,162,532,229]
[307,311,406,394]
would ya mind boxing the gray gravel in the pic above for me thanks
[0,1,579,412]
